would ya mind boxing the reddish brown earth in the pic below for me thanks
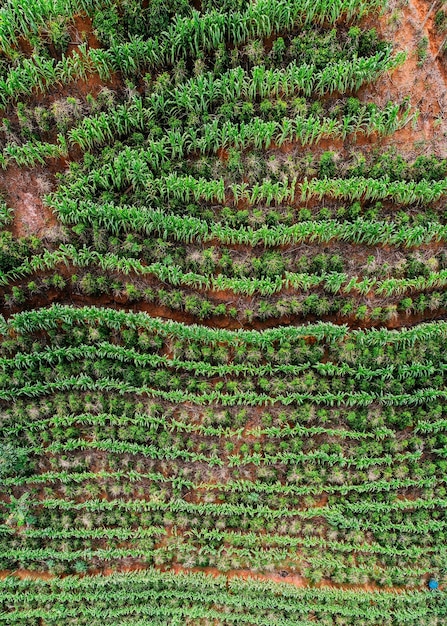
[0,569,54,581]
[1,166,59,238]
[363,0,447,156]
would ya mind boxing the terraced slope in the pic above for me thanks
[1,0,447,623]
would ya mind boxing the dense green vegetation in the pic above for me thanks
[1,306,447,623]
[0,0,446,623]
[1,569,446,624]
[0,1,444,324]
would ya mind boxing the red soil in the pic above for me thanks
[1,166,59,238]
[66,15,122,99]
[362,0,447,157]
[68,14,102,51]
[0,569,54,581]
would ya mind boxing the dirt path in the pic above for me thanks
[168,564,430,593]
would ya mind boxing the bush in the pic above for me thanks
[411,155,447,181]
[435,9,447,31]
[202,0,249,11]
[319,152,336,178]
[0,444,31,479]
[416,36,429,66]
[357,28,387,56]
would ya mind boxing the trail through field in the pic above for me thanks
[169,564,432,593]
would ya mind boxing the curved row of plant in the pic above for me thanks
[2,100,410,168]
[0,0,386,107]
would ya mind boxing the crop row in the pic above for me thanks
[52,199,447,247]
[6,302,447,347]
[4,100,409,168]
[1,569,440,625]
[3,342,445,380]
[0,0,385,107]
[100,172,446,206]
[5,243,447,298]
[2,371,447,405]
[3,466,441,500]
[0,521,435,560]
[6,279,447,325]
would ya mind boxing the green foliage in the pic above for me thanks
[0,232,40,274]
[0,443,30,479]
[416,36,429,66]
[435,9,447,31]
[1,1,447,620]
[45,15,71,53]
[319,151,336,177]
[202,0,250,11]
[94,0,192,46]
